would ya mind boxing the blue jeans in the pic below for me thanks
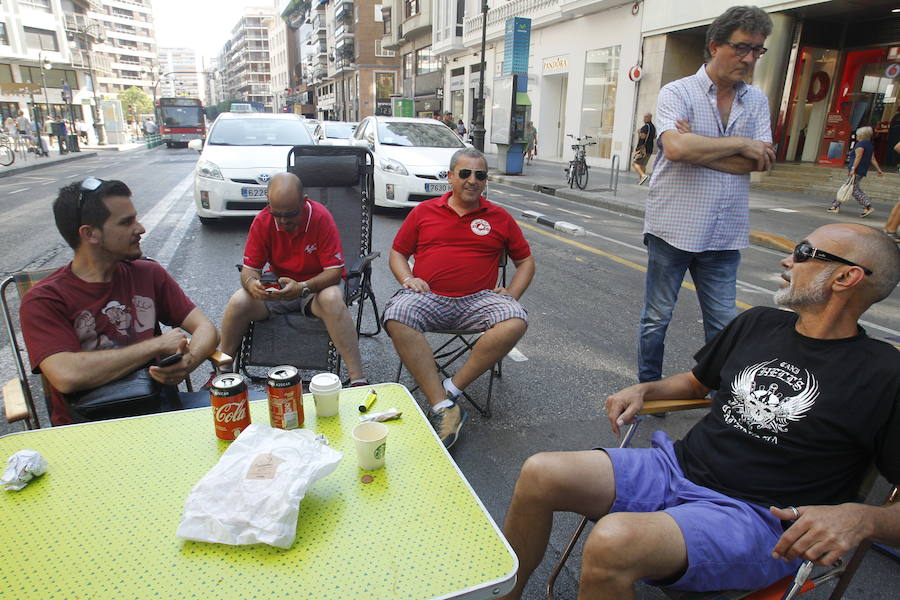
[637,234,740,382]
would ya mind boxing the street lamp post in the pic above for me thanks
[472,0,489,152]
[37,52,53,135]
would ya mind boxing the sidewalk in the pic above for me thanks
[0,139,147,178]
[485,153,897,253]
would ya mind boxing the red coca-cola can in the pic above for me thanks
[266,365,303,429]
[209,373,251,441]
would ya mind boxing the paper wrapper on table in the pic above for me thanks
[176,424,342,548]
[1,449,48,491]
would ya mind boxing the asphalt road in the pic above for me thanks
[0,145,897,598]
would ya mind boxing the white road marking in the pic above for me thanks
[556,207,591,218]
[154,201,196,269]
[9,188,27,194]
[140,173,194,239]
[770,208,798,213]
[506,347,528,362]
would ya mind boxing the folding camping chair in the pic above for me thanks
[1,263,229,429]
[545,397,897,600]
[394,251,508,418]
[235,145,379,380]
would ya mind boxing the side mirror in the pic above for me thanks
[188,139,203,152]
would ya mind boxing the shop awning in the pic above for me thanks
[515,92,532,106]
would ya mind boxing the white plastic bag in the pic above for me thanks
[835,176,854,204]
[176,424,342,549]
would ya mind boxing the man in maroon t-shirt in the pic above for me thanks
[218,172,367,385]
[384,148,535,448]
[20,178,218,425]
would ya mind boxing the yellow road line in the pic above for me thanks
[517,220,754,310]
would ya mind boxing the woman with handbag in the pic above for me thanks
[523,121,537,165]
[631,113,655,185]
[828,126,882,216]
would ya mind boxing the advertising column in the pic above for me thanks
[491,17,531,174]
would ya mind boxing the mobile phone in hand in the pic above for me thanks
[157,352,183,367]
[260,272,283,290]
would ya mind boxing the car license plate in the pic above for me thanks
[241,187,267,198]
[425,183,451,193]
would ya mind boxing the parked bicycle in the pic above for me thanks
[564,134,596,190]
[0,133,15,167]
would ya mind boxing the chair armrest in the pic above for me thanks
[3,378,30,423]
[639,398,711,415]
[347,251,381,279]
[208,351,232,370]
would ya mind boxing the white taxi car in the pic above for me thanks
[352,116,467,208]
[189,112,315,225]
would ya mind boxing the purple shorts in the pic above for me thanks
[603,431,801,592]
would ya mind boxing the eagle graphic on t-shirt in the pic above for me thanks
[728,359,818,434]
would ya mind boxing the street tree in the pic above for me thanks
[118,86,153,120]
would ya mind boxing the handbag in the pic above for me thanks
[835,176,854,204]
[632,147,647,162]
[68,367,163,421]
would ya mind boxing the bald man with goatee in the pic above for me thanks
[218,172,368,385]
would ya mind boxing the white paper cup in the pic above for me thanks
[352,421,388,470]
[309,372,341,417]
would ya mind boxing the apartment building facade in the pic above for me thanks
[157,46,199,99]
[218,7,275,110]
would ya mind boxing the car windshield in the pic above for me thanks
[324,122,355,138]
[207,118,314,146]
[376,122,464,148]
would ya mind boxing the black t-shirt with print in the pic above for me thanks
[675,306,900,509]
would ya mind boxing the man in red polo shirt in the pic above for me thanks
[218,172,367,385]
[384,148,535,447]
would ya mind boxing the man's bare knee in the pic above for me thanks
[312,285,347,318]
[516,451,612,517]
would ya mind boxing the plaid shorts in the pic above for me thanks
[382,289,527,332]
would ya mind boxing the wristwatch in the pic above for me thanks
[299,281,311,298]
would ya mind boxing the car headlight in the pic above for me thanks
[379,157,408,176]
[196,159,224,180]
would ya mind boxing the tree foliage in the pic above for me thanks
[118,86,153,117]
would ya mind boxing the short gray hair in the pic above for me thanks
[450,147,487,171]
[853,226,900,305]
[855,126,873,141]
[705,6,773,60]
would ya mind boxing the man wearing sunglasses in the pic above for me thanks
[19,178,219,425]
[638,6,777,388]
[500,223,900,599]
[217,172,368,386]
[384,148,535,448]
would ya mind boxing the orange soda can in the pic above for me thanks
[267,365,303,429]
[209,373,251,440]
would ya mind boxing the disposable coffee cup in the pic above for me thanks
[309,372,342,417]
[352,421,388,470]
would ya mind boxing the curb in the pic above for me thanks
[521,210,586,236]
[0,151,98,178]
[492,173,796,253]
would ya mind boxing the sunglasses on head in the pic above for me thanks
[78,177,104,224]
[455,169,488,181]
[723,42,768,58]
[792,241,872,276]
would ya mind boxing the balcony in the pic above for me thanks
[334,0,353,22]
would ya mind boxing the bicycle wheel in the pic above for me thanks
[575,161,589,190]
[567,162,576,188]
[0,144,14,167]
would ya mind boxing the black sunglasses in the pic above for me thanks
[455,169,488,181]
[723,42,767,58]
[268,205,302,219]
[78,177,104,224]
[793,241,872,276]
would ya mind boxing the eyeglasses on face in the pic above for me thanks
[792,241,873,276]
[723,41,767,58]
[78,177,105,224]
[455,169,488,181]
[268,205,302,219]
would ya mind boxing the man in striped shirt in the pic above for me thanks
[638,5,776,384]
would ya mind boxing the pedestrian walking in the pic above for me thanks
[523,121,537,165]
[828,126,882,217]
[456,119,467,139]
[884,141,900,242]
[638,5,775,385]
[631,113,656,185]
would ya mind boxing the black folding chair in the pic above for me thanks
[235,145,379,381]
[394,252,508,418]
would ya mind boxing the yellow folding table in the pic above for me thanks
[0,383,517,599]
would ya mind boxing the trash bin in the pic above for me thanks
[67,134,80,152]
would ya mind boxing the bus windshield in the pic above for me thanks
[159,105,203,128]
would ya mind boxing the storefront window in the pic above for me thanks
[581,45,620,159]
[375,71,395,115]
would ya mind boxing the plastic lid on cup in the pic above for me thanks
[309,372,342,394]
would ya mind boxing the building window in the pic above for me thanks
[375,71,395,115]
[0,64,14,83]
[402,52,413,80]
[0,23,8,45]
[375,40,395,58]
[24,27,59,51]
[405,0,418,18]
[382,7,392,34]
[581,45,621,159]
[21,67,78,89]
[20,0,52,13]
[415,46,438,75]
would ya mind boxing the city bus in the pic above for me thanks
[156,97,205,148]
